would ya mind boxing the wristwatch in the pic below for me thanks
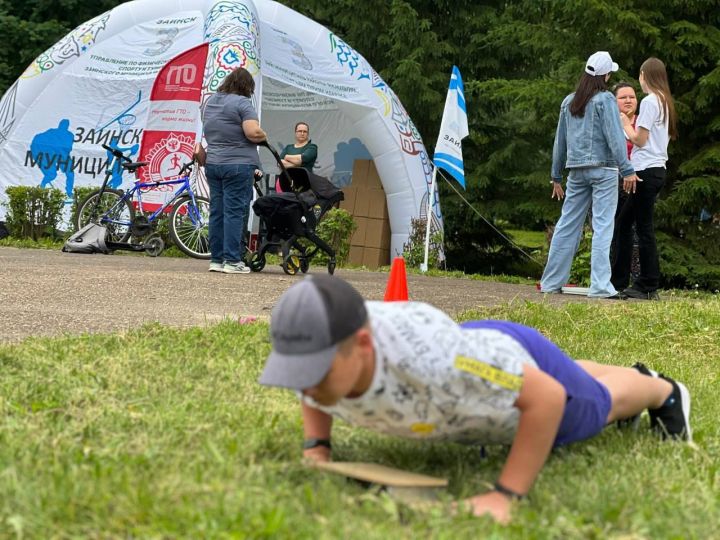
[302,438,332,450]
[493,481,526,500]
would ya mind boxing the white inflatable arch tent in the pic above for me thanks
[0,0,442,256]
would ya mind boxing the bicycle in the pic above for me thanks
[75,144,211,259]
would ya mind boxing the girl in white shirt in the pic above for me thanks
[611,57,677,299]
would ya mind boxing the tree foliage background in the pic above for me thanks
[2,0,719,286]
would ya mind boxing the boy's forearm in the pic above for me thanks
[302,401,333,439]
[301,402,333,462]
[496,366,565,496]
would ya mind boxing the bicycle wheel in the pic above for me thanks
[169,195,211,259]
[76,189,134,243]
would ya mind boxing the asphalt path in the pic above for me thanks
[0,247,598,343]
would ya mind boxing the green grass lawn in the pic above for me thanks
[1,298,718,538]
[506,229,546,249]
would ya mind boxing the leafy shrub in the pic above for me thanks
[3,186,66,240]
[148,214,177,251]
[402,217,443,269]
[657,229,720,290]
[568,226,592,286]
[312,207,356,265]
[549,223,720,290]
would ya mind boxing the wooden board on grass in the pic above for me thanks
[312,461,448,488]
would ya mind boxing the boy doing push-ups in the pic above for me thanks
[259,276,691,523]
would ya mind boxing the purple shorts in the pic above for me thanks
[460,320,611,446]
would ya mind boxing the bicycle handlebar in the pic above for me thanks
[178,161,194,177]
[101,143,133,162]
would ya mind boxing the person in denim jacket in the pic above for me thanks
[541,52,638,298]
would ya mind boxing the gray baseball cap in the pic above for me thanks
[259,275,368,390]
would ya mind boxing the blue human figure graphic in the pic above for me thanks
[105,136,139,189]
[30,118,75,197]
[333,137,371,187]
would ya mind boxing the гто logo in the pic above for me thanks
[166,64,198,87]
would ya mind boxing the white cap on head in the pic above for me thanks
[585,51,619,76]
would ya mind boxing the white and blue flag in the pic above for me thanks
[433,65,469,188]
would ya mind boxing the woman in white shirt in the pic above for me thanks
[611,58,677,300]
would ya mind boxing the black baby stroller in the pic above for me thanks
[248,143,344,275]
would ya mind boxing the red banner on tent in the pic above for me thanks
[137,43,208,211]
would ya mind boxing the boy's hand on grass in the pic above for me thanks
[302,446,331,464]
[462,491,512,524]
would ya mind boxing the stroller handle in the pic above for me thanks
[259,139,293,193]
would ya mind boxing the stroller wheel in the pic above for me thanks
[327,259,336,275]
[282,254,301,275]
[300,257,310,274]
[248,252,266,272]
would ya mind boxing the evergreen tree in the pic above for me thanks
[1,0,718,283]
[0,0,126,90]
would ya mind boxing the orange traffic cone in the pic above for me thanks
[384,257,409,301]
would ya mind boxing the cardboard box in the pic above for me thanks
[353,188,370,217]
[380,221,391,249]
[351,159,370,187]
[351,216,368,246]
[348,246,364,266]
[340,186,357,212]
[365,217,391,249]
[366,189,388,220]
[365,161,383,190]
[362,247,389,269]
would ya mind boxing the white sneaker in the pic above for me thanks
[222,262,251,274]
[209,262,224,272]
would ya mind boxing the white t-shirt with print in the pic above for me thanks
[302,302,537,446]
[631,93,669,171]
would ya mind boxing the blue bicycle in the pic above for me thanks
[75,144,211,259]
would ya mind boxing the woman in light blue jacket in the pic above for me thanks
[540,51,639,299]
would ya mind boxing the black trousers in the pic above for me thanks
[611,167,665,292]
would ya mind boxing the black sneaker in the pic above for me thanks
[649,376,692,441]
[633,362,658,378]
[616,362,658,430]
[623,286,660,301]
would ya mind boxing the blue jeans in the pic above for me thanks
[541,167,618,297]
[205,163,255,264]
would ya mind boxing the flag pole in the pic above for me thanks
[420,166,438,273]
[422,65,467,272]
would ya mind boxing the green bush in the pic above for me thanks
[3,186,66,240]
[658,230,720,291]
[312,207,356,265]
[550,224,720,291]
[149,214,176,250]
[568,227,592,287]
[402,217,443,269]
